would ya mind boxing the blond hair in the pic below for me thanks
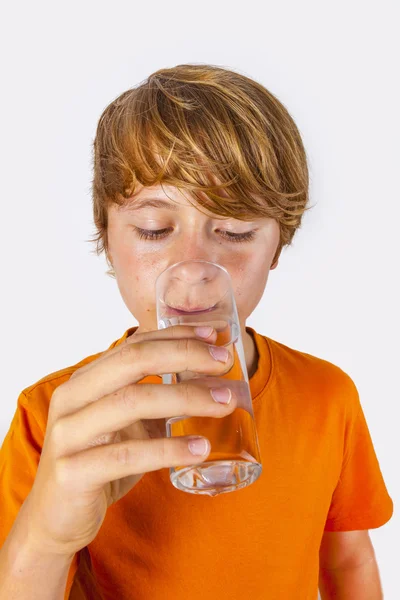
[89,63,311,276]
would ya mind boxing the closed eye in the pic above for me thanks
[133,227,257,243]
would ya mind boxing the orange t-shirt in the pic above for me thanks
[0,326,393,600]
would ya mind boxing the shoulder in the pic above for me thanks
[263,335,360,416]
[17,333,126,432]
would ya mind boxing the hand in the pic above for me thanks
[22,325,235,557]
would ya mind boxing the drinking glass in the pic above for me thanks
[155,259,262,496]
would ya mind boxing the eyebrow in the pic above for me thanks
[120,195,243,223]
[122,198,181,212]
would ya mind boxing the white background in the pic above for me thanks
[0,1,398,597]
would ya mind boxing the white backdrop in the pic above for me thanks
[0,1,398,597]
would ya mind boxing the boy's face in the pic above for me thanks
[106,183,280,335]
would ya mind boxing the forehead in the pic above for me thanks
[115,183,231,218]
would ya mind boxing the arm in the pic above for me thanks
[319,530,383,599]
[0,499,74,600]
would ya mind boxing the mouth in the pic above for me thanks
[166,305,216,316]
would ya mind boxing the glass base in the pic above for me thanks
[170,460,262,496]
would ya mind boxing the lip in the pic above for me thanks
[166,305,216,316]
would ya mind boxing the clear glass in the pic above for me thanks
[155,259,262,496]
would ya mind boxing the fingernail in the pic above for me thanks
[195,326,214,339]
[188,437,210,456]
[210,387,232,404]
[209,345,229,362]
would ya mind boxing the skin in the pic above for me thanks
[106,182,281,379]
[107,183,384,598]
[319,530,383,599]
[1,186,382,599]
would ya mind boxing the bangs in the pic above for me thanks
[94,65,306,222]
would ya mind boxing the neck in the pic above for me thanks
[243,328,259,379]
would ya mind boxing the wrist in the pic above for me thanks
[7,501,76,569]
[0,509,75,600]
[1,528,73,595]
[7,525,74,573]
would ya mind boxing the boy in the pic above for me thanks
[0,63,393,599]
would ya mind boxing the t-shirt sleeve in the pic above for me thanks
[0,391,79,599]
[324,376,394,531]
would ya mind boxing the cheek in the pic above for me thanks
[111,233,156,276]
[231,251,270,304]
[116,249,168,305]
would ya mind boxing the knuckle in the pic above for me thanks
[175,337,191,368]
[48,388,65,424]
[52,379,74,404]
[122,334,139,348]
[50,419,67,451]
[155,438,168,463]
[167,326,178,339]
[176,336,190,353]
[117,384,140,413]
[112,443,135,466]
[50,386,63,409]
[169,324,190,339]
[119,341,139,364]
[178,381,191,405]
[69,369,80,380]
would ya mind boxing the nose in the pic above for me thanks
[172,260,217,284]
[170,227,220,271]
[164,260,226,312]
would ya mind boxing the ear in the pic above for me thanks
[270,242,282,271]
[270,259,279,270]
[106,251,114,268]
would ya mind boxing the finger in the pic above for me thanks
[56,435,213,494]
[51,335,233,420]
[50,380,236,457]
[69,324,219,380]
